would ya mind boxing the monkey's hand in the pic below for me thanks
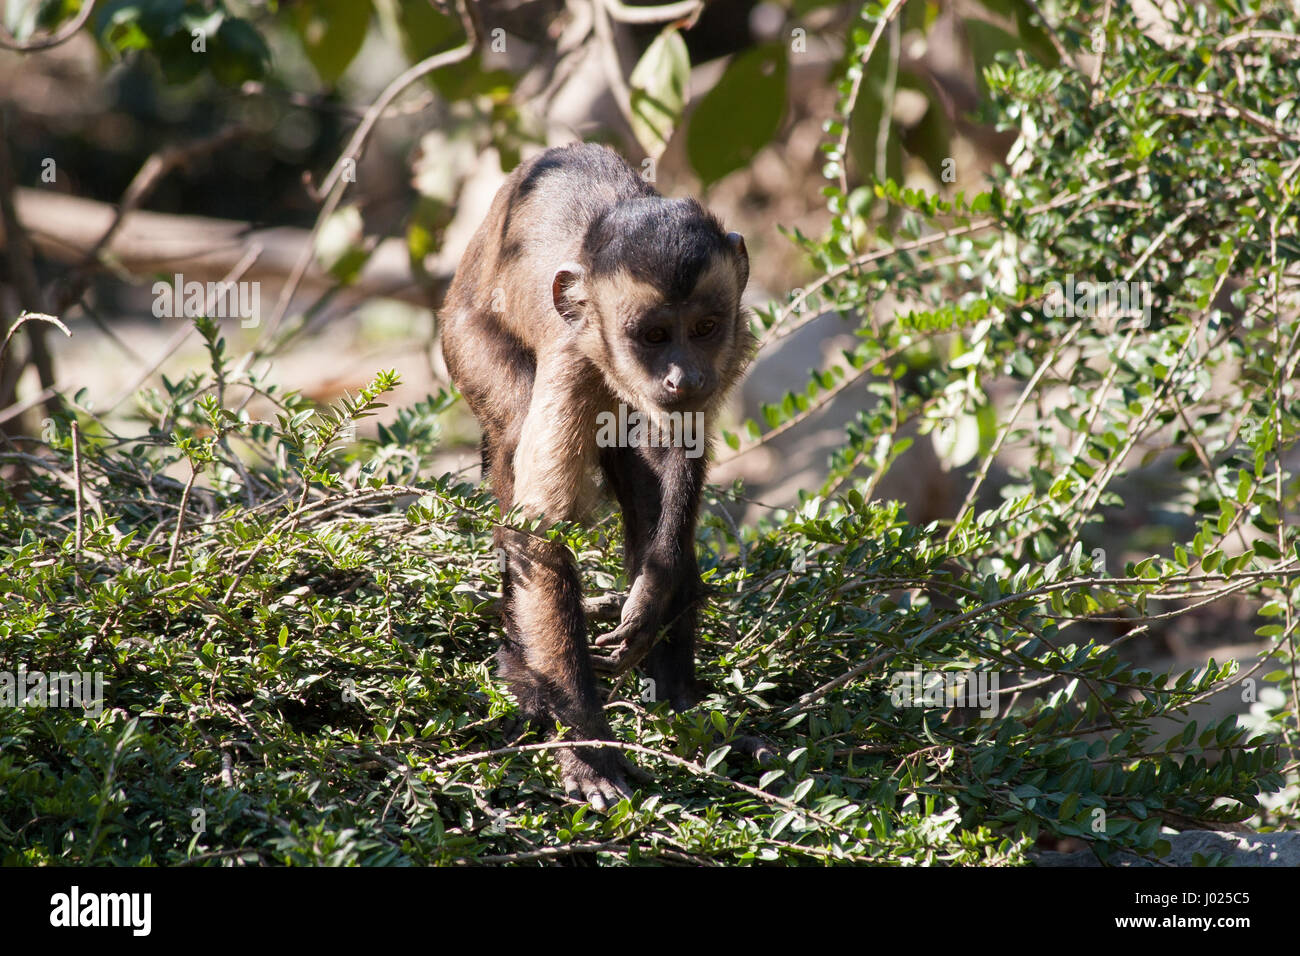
[590,573,668,676]
[555,745,645,811]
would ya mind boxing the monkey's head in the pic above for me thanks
[551,197,754,414]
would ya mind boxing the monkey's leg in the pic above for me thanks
[451,315,549,737]
[449,311,538,729]
[450,315,634,803]
[646,568,705,710]
[496,527,638,807]
[499,355,642,808]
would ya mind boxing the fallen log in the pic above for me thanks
[0,186,452,308]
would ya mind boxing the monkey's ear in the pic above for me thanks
[726,232,750,291]
[552,263,587,325]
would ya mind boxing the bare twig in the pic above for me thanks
[1021,0,1072,66]
[0,109,61,418]
[0,311,69,364]
[71,418,84,554]
[103,242,264,415]
[0,0,97,51]
[167,464,201,573]
[591,0,638,135]
[601,0,701,25]
[1089,0,1114,90]
[1215,29,1300,50]
[430,738,843,831]
[265,0,479,339]
[51,125,253,315]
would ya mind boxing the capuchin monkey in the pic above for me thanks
[440,143,755,808]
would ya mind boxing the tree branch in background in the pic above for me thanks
[266,0,480,340]
[601,0,702,25]
[51,125,252,316]
[591,0,638,134]
[0,108,58,421]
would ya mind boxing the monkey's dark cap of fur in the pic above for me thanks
[583,197,730,302]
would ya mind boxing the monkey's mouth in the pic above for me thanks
[655,392,708,413]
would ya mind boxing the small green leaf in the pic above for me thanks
[292,0,371,85]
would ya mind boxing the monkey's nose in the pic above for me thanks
[663,368,703,396]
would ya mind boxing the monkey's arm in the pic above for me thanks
[593,447,706,676]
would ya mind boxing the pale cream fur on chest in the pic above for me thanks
[511,352,614,523]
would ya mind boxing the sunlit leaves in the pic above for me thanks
[628,27,689,161]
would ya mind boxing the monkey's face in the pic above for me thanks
[552,228,751,415]
[607,258,744,412]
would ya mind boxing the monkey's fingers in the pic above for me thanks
[593,578,665,648]
[589,637,651,677]
[589,647,643,676]
[594,617,661,656]
[593,624,630,647]
[611,644,651,678]
[563,776,630,812]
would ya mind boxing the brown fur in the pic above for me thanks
[440,143,753,805]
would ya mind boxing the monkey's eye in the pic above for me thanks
[692,318,718,338]
[642,327,670,345]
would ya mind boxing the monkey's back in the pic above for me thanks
[443,143,656,344]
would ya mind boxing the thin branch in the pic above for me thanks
[102,242,263,415]
[167,464,200,573]
[51,124,252,315]
[1088,0,1114,91]
[429,738,844,831]
[591,0,638,135]
[0,311,69,365]
[601,0,701,25]
[835,0,907,203]
[71,418,84,554]
[265,0,479,339]
[1021,0,1071,66]
[309,0,480,201]
[1215,29,1300,50]
[0,0,97,51]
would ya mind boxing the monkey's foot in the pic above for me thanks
[555,746,642,811]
